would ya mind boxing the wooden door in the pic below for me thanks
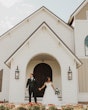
[33,63,52,97]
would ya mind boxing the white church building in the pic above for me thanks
[0,0,88,104]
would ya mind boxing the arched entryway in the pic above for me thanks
[33,63,52,97]
[26,53,62,99]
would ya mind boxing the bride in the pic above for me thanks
[39,77,59,106]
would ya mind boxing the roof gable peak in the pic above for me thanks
[68,0,88,25]
[0,6,73,40]
[4,21,81,68]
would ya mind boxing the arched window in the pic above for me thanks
[0,69,3,92]
[85,35,88,56]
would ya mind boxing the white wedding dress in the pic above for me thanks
[42,82,59,106]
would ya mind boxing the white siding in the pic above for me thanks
[8,26,77,104]
[74,20,88,57]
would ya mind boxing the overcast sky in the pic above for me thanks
[0,0,84,35]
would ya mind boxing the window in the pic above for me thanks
[86,11,88,19]
[0,69,3,92]
[85,35,88,56]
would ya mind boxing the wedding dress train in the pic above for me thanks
[42,82,59,106]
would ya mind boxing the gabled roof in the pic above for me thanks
[4,22,82,68]
[68,0,88,25]
[0,6,73,40]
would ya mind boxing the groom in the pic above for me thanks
[26,73,37,103]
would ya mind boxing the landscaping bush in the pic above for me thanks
[48,105,57,110]
[16,106,27,110]
[27,105,40,110]
[27,104,45,110]
[62,105,73,110]
[40,105,46,110]
[86,105,88,110]
[73,105,84,110]
[0,105,9,110]
[32,105,40,110]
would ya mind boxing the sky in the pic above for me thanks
[0,0,84,35]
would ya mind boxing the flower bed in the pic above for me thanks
[0,102,87,110]
[62,104,84,110]
[0,103,15,110]
[0,102,58,110]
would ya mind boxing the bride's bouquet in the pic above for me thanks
[55,88,60,97]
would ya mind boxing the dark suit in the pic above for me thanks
[26,78,37,103]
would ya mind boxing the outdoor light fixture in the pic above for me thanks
[15,66,19,79]
[68,66,72,80]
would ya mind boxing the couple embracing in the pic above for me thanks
[26,73,59,106]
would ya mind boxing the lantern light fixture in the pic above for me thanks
[15,66,19,79]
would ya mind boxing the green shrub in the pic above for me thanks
[0,105,9,110]
[63,108,73,110]
[48,105,57,110]
[27,106,32,110]
[32,105,40,110]
[26,105,41,110]
[16,106,27,110]
[86,105,88,110]
[0,105,5,110]
[62,105,73,110]
[40,105,46,110]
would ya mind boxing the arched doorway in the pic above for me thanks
[26,54,62,99]
[33,63,52,97]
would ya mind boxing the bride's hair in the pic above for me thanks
[46,77,51,81]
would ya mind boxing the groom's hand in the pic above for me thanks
[38,88,41,91]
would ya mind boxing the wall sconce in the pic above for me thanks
[68,66,72,80]
[15,66,19,79]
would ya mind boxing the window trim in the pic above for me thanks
[0,69,3,92]
[85,35,88,56]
